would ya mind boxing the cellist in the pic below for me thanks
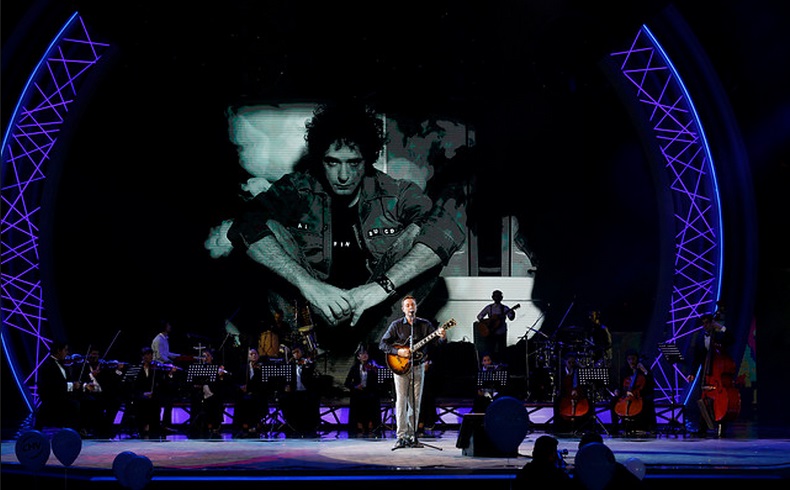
[553,353,592,434]
[686,313,738,437]
[613,349,656,435]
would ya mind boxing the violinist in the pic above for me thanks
[232,347,269,438]
[188,349,230,439]
[344,343,382,437]
[34,340,82,431]
[613,349,656,435]
[76,348,127,438]
[280,345,320,438]
[130,346,176,438]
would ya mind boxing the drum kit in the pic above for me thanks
[530,325,611,403]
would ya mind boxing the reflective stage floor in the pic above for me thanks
[3,421,790,490]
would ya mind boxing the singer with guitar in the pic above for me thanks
[475,290,519,362]
[380,295,452,449]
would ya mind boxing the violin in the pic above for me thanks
[62,354,85,367]
[96,359,127,369]
[151,360,183,371]
[362,361,380,372]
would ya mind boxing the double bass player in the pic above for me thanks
[686,313,740,437]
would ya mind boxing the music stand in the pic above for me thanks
[657,342,687,435]
[658,342,684,364]
[578,367,610,386]
[121,365,142,384]
[375,367,396,432]
[260,361,293,384]
[577,367,611,435]
[186,364,219,384]
[477,369,509,390]
[259,361,294,435]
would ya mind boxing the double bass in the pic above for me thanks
[700,331,741,424]
[614,366,645,418]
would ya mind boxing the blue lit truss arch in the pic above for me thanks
[605,24,723,412]
[1,12,109,411]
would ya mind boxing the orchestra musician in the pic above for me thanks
[76,347,127,438]
[130,346,178,439]
[233,347,268,438]
[686,313,739,437]
[473,352,502,413]
[613,349,656,435]
[188,348,230,439]
[344,343,382,437]
[280,345,321,438]
[553,352,593,434]
[151,320,182,433]
[34,340,82,431]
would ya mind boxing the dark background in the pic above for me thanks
[2,1,789,431]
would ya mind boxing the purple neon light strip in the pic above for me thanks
[1,12,108,411]
[610,26,722,405]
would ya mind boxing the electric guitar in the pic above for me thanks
[386,319,456,375]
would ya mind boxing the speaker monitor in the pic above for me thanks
[456,396,529,457]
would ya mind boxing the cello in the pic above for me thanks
[614,366,645,418]
[700,330,741,424]
[557,357,590,420]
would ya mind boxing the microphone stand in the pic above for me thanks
[410,321,441,451]
[520,311,546,401]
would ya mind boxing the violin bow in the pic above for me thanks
[101,330,122,361]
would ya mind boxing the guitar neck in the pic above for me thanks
[412,330,440,352]
[411,320,455,351]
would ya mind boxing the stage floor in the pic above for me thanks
[3,422,790,489]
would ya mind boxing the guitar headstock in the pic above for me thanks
[441,319,457,331]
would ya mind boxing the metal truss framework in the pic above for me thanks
[1,13,109,410]
[609,26,722,410]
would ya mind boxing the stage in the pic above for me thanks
[3,421,789,489]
